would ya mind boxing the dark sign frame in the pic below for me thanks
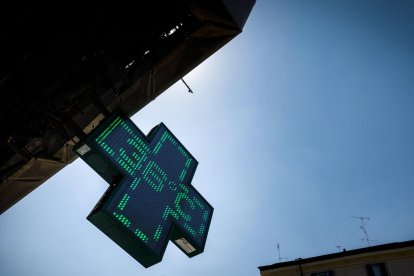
[74,111,213,267]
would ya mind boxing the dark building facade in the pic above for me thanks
[259,240,414,276]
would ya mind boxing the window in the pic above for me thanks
[311,271,334,276]
[366,263,388,276]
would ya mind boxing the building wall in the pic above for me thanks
[260,246,414,276]
[387,257,414,275]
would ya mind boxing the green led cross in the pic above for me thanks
[76,113,213,268]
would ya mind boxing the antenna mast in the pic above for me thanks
[277,243,286,262]
[351,216,374,246]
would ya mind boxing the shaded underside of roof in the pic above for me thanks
[0,0,256,214]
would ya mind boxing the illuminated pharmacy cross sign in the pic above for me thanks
[75,113,213,268]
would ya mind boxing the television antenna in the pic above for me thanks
[277,243,287,262]
[351,216,375,246]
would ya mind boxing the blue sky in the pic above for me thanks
[1,1,414,275]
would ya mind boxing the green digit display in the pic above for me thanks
[74,112,213,268]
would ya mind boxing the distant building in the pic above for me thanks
[258,240,414,276]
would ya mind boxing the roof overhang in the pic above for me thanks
[0,0,256,214]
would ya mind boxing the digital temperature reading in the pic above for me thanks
[74,113,213,267]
